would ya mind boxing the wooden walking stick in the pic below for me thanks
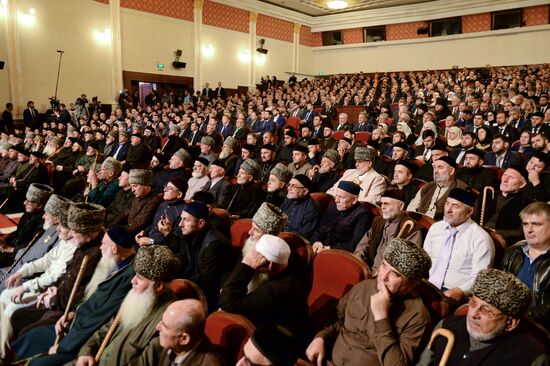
[84,153,100,203]
[54,255,90,346]
[427,328,455,366]
[94,311,122,362]
[396,220,415,239]
[479,186,495,226]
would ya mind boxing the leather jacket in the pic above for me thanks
[502,242,550,329]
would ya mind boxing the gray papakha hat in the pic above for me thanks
[354,146,376,161]
[67,203,105,233]
[383,238,431,281]
[240,158,261,180]
[200,136,215,147]
[44,194,72,223]
[269,163,292,185]
[134,245,180,282]
[173,148,192,165]
[49,136,63,146]
[252,203,288,235]
[472,269,532,318]
[101,157,123,176]
[128,168,153,186]
[323,149,340,165]
[25,183,54,206]
[223,136,239,150]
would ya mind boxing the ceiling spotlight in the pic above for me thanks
[327,0,348,10]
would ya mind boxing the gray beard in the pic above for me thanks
[242,237,269,294]
[118,286,157,330]
[84,255,116,300]
[219,150,229,159]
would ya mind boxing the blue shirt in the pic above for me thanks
[517,243,549,290]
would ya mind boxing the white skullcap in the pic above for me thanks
[255,234,291,265]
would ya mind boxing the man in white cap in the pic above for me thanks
[220,234,308,343]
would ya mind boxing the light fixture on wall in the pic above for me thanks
[237,50,266,65]
[0,0,7,16]
[256,39,268,55]
[18,7,36,24]
[327,0,348,10]
[202,44,214,58]
[93,28,111,43]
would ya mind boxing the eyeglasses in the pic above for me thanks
[163,185,179,192]
[288,184,306,190]
[468,297,503,319]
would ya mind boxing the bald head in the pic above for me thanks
[169,299,206,338]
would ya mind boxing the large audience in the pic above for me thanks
[0,63,549,365]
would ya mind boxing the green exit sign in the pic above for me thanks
[157,63,165,70]
[318,72,324,76]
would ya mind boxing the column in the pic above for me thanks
[292,23,301,74]
[248,12,257,91]
[193,0,204,92]
[109,0,123,104]
[5,0,23,117]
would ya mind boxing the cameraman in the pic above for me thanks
[88,96,101,116]
[75,94,89,120]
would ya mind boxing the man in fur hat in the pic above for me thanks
[151,148,191,195]
[265,163,292,207]
[417,269,550,366]
[201,159,231,208]
[0,197,74,362]
[10,225,136,365]
[222,159,265,219]
[218,136,239,176]
[0,183,53,267]
[306,238,432,366]
[309,149,341,193]
[115,169,163,235]
[74,245,179,366]
[85,157,122,207]
[281,174,320,240]
[184,158,210,201]
[0,194,69,290]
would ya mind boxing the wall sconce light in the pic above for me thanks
[237,50,266,64]
[0,0,6,17]
[18,8,36,24]
[202,44,214,58]
[93,28,111,43]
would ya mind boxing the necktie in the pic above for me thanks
[496,156,503,168]
[429,227,459,289]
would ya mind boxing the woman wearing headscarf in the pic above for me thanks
[476,125,493,151]
[446,126,462,148]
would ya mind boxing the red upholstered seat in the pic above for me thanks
[229,218,253,250]
[332,130,345,141]
[285,116,300,130]
[205,310,255,365]
[483,228,508,267]
[278,231,314,291]
[405,211,436,233]
[310,192,334,214]
[360,201,381,216]
[355,131,371,143]
[307,249,371,333]
[413,280,453,324]
[211,208,231,228]
[170,279,208,313]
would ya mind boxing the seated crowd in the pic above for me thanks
[0,64,549,365]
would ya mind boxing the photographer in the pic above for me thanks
[75,94,89,120]
[87,96,101,116]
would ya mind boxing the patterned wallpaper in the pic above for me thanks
[120,0,194,21]
[462,13,491,33]
[524,5,549,26]
[203,0,249,33]
[343,28,364,44]
[386,21,429,41]
[300,26,323,47]
[257,14,294,43]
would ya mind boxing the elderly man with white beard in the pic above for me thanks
[220,234,308,345]
[74,245,179,366]
[184,158,211,201]
[9,225,136,366]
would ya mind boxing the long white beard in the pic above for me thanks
[42,145,55,157]
[219,150,229,159]
[191,171,203,178]
[242,237,269,294]
[84,255,116,300]
[43,220,53,230]
[118,286,157,331]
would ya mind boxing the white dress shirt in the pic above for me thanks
[423,218,494,295]
[327,168,386,205]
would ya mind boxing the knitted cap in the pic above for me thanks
[472,269,532,318]
[252,203,288,235]
[128,169,153,186]
[240,159,261,180]
[25,183,54,206]
[269,163,292,184]
[101,157,123,176]
[134,245,180,282]
[67,203,105,233]
[383,238,431,281]
[44,194,72,223]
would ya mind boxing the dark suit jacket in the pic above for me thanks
[23,108,38,127]
[203,178,232,207]
[301,109,317,125]
[491,125,520,143]
[483,150,521,168]
[159,338,224,366]
[218,123,235,139]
